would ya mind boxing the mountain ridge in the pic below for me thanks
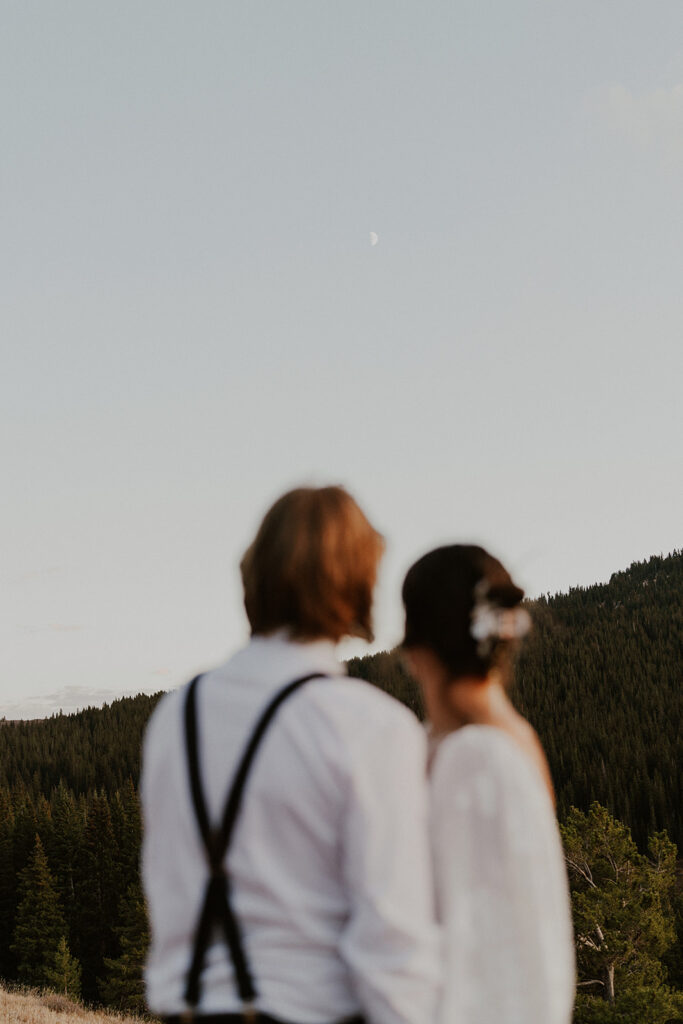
[1,550,680,848]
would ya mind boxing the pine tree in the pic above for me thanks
[110,777,141,894]
[99,880,149,1012]
[74,792,120,999]
[46,782,84,945]
[562,803,681,1021]
[45,935,81,998]
[12,786,38,874]
[0,788,16,977]
[10,834,66,987]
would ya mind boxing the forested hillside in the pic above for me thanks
[0,550,681,1021]
[2,552,680,849]
[350,549,683,849]
[518,551,682,849]
[0,694,161,800]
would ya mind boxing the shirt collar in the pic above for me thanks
[219,630,346,688]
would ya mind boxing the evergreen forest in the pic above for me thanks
[0,550,681,1023]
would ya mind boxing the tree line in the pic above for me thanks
[0,779,146,1009]
[2,784,681,1023]
[0,550,681,1022]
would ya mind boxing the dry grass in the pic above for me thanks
[0,985,156,1024]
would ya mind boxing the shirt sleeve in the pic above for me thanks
[338,709,441,1024]
[139,691,186,951]
[139,695,166,933]
[431,730,575,1024]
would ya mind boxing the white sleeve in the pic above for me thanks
[338,712,441,1024]
[139,694,167,925]
[431,731,575,1024]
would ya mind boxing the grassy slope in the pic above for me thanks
[0,987,152,1024]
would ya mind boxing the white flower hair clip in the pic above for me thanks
[470,580,532,658]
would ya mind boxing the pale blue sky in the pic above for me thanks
[2,2,682,717]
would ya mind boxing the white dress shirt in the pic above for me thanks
[430,726,575,1024]
[141,633,440,1024]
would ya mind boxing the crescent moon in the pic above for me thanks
[369,232,379,246]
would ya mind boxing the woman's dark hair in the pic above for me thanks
[401,544,526,679]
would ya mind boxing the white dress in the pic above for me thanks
[430,725,575,1024]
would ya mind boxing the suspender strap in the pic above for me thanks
[183,672,327,1013]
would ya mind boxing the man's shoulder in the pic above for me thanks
[291,676,427,795]
[146,668,213,724]
[305,674,424,738]
[143,684,188,752]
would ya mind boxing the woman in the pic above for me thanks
[141,486,439,1024]
[401,544,575,1024]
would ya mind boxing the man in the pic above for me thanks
[141,486,440,1024]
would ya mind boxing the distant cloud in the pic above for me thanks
[0,683,166,721]
[601,83,683,156]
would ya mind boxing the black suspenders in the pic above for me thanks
[183,672,327,1018]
